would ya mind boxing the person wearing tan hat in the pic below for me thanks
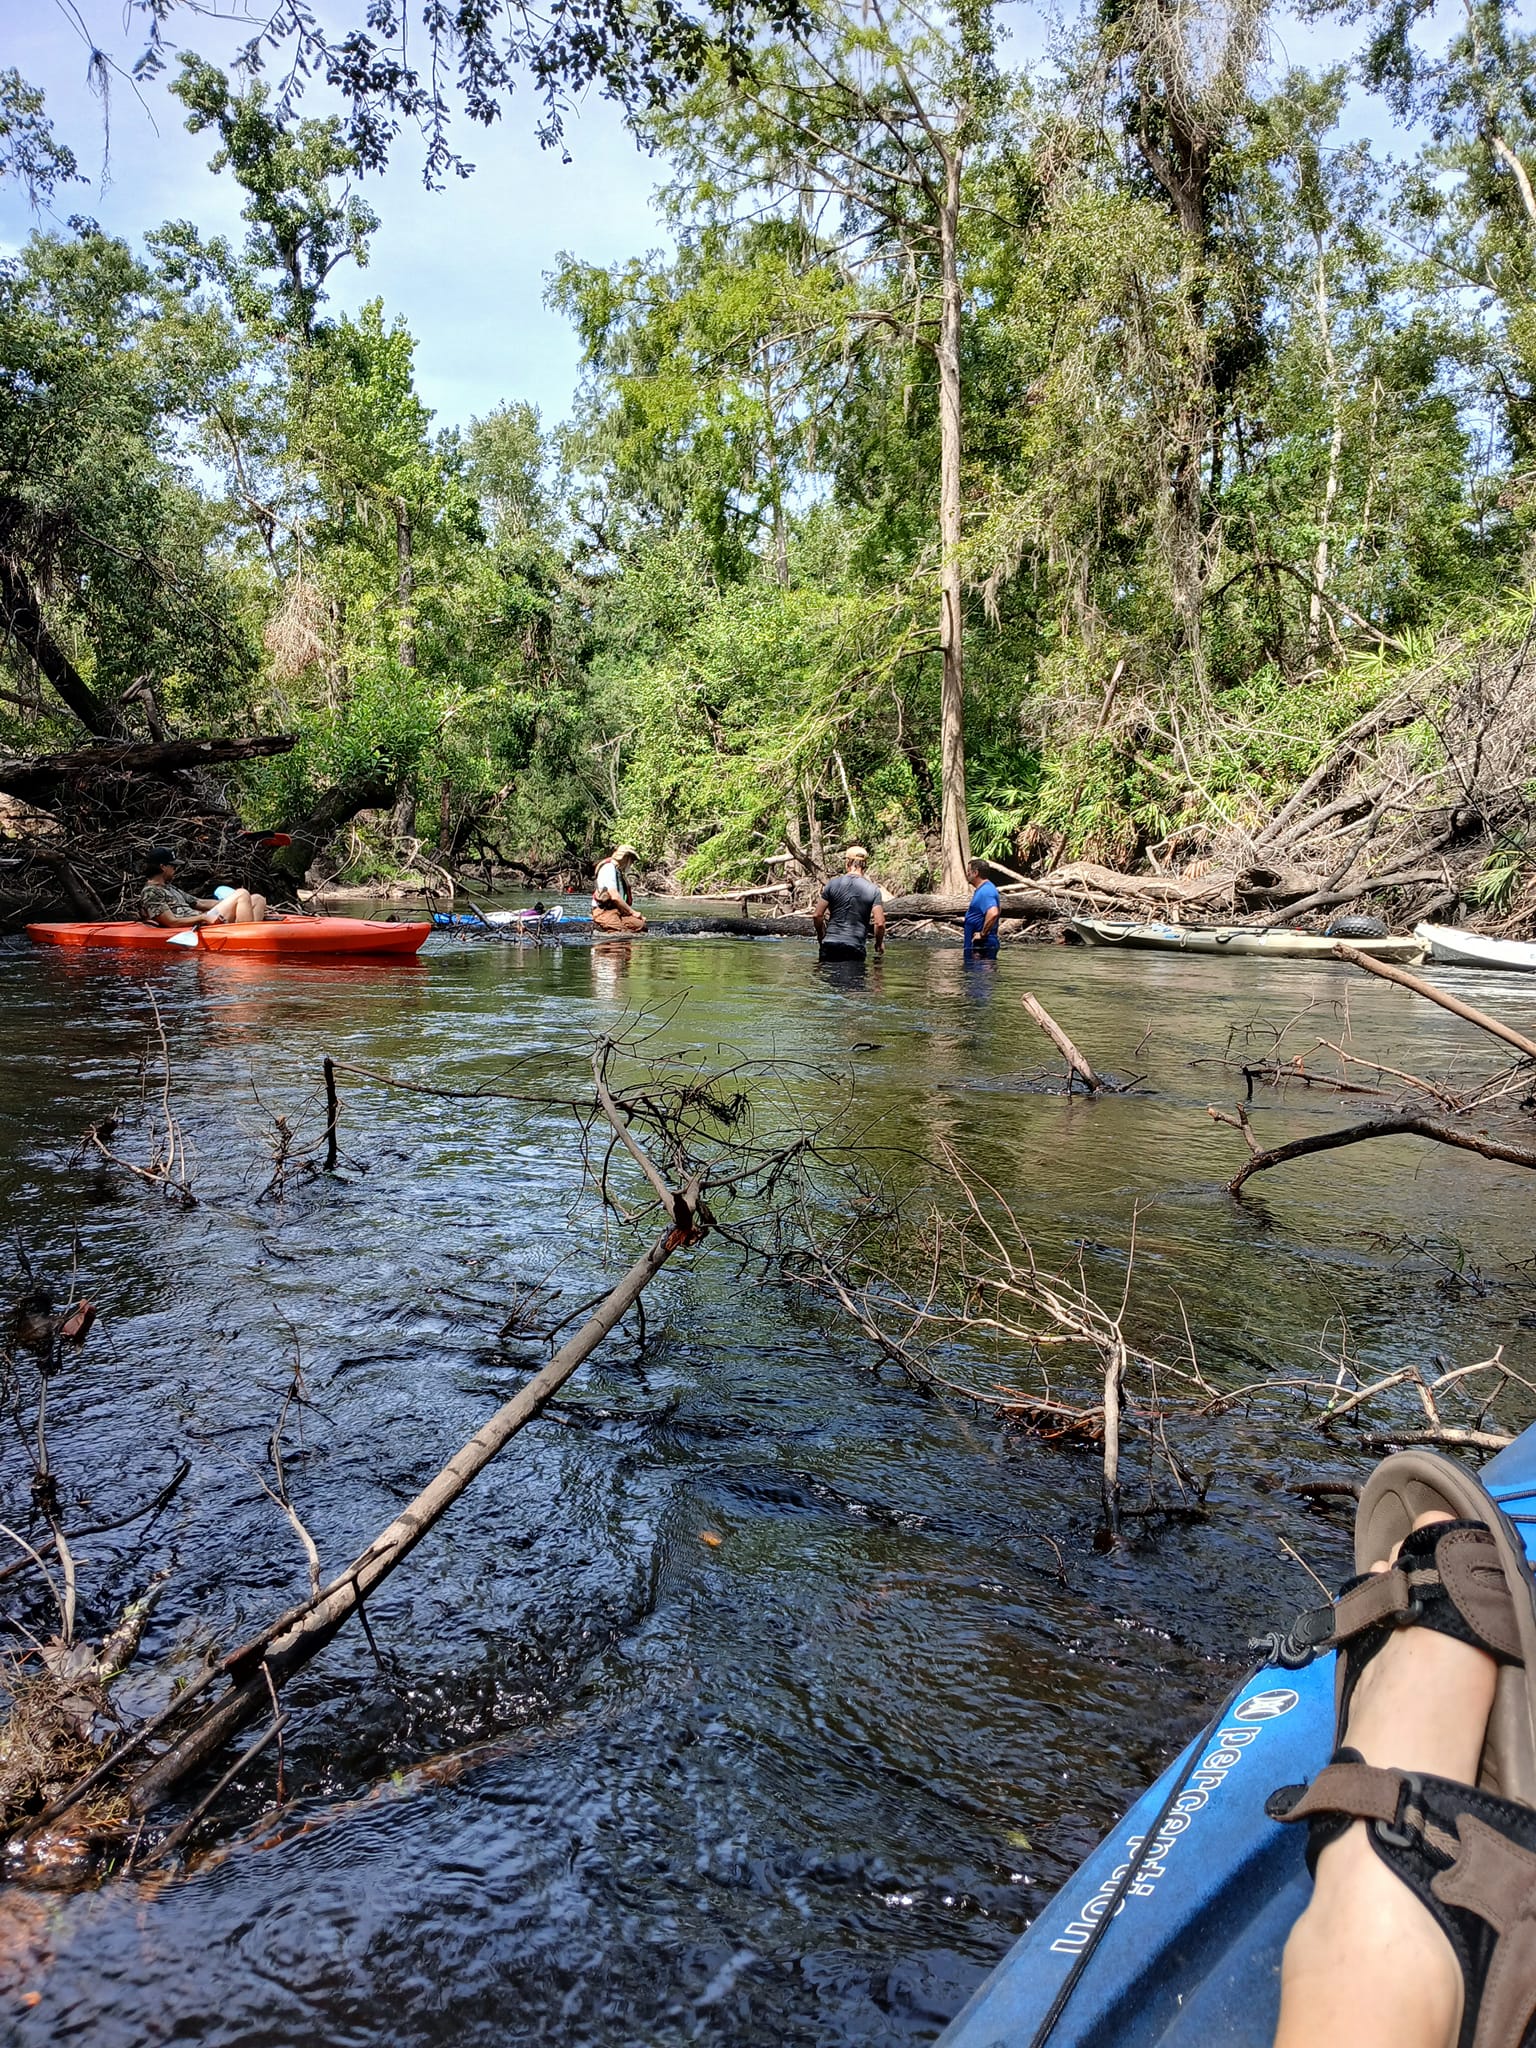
[814,844,884,963]
[592,843,647,933]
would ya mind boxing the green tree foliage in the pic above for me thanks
[6,0,1536,894]
[0,229,255,743]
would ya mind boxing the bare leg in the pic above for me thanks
[1274,1511,1498,2048]
[249,893,267,923]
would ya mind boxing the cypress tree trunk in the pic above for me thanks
[394,498,416,670]
[936,146,970,897]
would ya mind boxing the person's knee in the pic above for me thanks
[251,893,267,920]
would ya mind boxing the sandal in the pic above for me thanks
[1262,1448,1536,1800]
[1265,1450,1536,2048]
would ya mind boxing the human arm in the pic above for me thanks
[140,884,208,927]
[980,902,999,941]
[813,886,830,940]
[872,901,886,955]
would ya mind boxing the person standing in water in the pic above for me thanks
[963,859,1001,961]
[592,844,647,934]
[814,845,885,964]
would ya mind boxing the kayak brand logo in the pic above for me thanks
[1234,1688,1300,1722]
[1049,1715,1269,1954]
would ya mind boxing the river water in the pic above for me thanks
[1,920,1533,2046]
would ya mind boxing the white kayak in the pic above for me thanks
[1414,922,1536,972]
[1069,917,1426,961]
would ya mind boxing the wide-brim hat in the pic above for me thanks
[612,842,639,862]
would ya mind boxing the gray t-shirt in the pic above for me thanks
[820,872,882,951]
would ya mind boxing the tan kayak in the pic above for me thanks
[1068,917,1426,962]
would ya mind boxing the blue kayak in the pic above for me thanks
[938,1431,1536,2048]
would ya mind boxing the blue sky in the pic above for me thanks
[3,0,1408,439]
[1,1,674,436]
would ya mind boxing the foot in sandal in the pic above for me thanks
[1268,1450,1536,2048]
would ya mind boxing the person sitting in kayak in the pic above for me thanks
[963,859,1001,961]
[592,845,646,934]
[139,848,269,927]
[814,845,885,964]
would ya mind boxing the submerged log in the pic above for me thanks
[876,890,1060,920]
[1023,994,1102,1091]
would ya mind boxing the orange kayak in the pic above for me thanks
[27,918,431,956]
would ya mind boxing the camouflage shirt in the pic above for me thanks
[139,881,200,923]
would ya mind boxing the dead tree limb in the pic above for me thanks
[0,736,297,806]
[1335,945,1536,1060]
[1216,1109,1536,1194]
[118,1182,704,1819]
[591,1048,691,1227]
[322,1058,339,1171]
[1022,994,1102,1092]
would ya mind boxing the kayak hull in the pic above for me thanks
[937,1428,1536,2047]
[27,917,430,956]
[1069,917,1425,962]
[1415,922,1536,972]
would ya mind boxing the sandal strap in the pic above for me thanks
[1435,1814,1536,2048]
[1270,1758,1536,2048]
[1268,1757,1459,1858]
[1332,1523,1523,1665]
[1257,1521,1523,1673]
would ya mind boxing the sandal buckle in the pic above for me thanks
[1253,1602,1337,1670]
[1374,1772,1425,1850]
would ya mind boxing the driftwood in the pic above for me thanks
[1336,944,1536,1061]
[122,1195,701,1816]
[12,1074,708,1847]
[1022,994,1102,1091]
[876,890,1060,919]
[1043,860,1227,905]
[0,736,296,806]
[1211,1102,1536,1194]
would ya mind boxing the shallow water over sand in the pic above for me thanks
[1,926,1532,2045]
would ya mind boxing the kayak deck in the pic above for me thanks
[1069,917,1425,962]
[937,1431,1536,2046]
[1415,923,1536,972]
[27,917,429,956]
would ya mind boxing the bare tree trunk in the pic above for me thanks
[762,354,790,589]
[1308,235,1344,657]
[394,499,416,670]
[936,146,970,896]
[0,542,115,736]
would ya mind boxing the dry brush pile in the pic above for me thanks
[1002,617,1536,935]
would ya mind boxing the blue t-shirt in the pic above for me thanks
[964,879,1000,954]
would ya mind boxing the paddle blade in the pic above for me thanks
[166,929,199,947]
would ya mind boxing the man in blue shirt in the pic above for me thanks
[963,860,1001,960]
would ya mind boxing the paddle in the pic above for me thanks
[166,928,199,948]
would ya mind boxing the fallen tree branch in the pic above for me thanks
[1216,1109,1536,1194]
[1022,994,1102,1092]
[119,1191,704,1819]
[1335,945,1536,1060]
[0,736,296,806]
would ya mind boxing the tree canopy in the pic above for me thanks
[2,0,1535,905]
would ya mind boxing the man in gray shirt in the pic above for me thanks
[814,845,886,963]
